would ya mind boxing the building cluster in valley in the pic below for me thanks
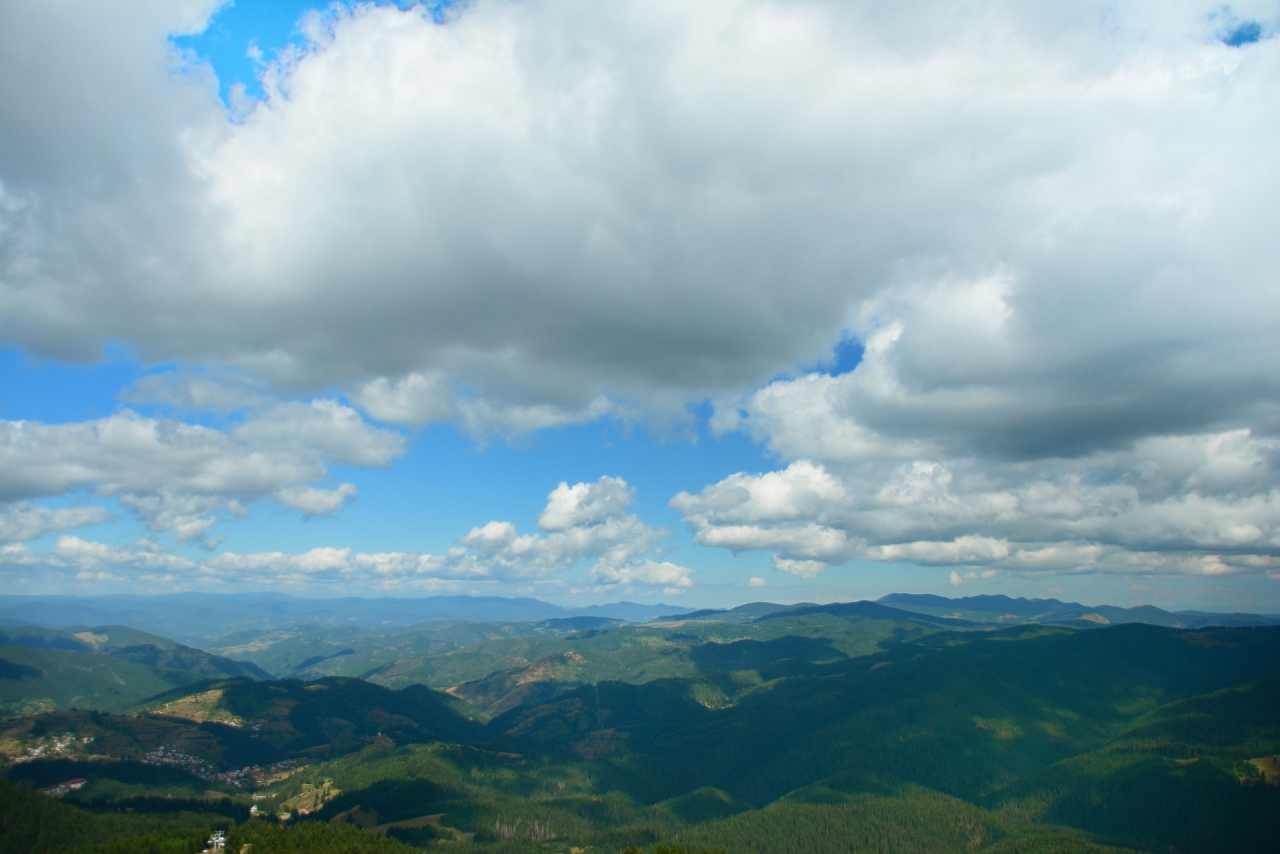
[139,746,309,789]
[12,732,94,763]
[141,744,218,778]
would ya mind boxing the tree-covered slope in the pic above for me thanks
[371,610,939,711]
[2,677,483,772]
[491,625,1280,805]
[0,646,207,715]
[986,668,1280,853]
[212,677,485,755]
[0,778,230,854]
[1,624,270,681]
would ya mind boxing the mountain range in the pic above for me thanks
[3,591,1275,647]
[2,593,1278,854]
[0,594,696,645]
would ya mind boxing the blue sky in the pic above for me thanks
[3,1,1280,612]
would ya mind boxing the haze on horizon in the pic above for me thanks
[2,0,1279,614]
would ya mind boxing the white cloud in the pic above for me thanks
[55,535,198,574]
[117,492,227,545]
[0,401,402,540]
[121,369,270,411]
[455,396,621,438]
[0,402,401,501]
[675,429,1280,579]
[0,502,114,543]
[772,557,829,580]
[1,537,207,590]
[590,559,695,590]
[455,476,672,581]
[671,461,855,569]
[537,477,634,531]
[748,576,765,587]
[203,546,468,587]
[233,400,403,467]
[273,482,357,517]
[351,371,455,426]
[1,475,687,592]
[950,569,998,587]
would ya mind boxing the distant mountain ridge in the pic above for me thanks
[877,593,1280,628]
[0,594,695,645]
[759,600,979,628]
[663,595,1280,632]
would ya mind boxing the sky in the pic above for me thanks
[2,0,1280,613]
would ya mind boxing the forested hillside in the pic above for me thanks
[0,625,270,715]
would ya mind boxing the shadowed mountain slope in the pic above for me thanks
[490,625,1280,806]
[0,625,269,680]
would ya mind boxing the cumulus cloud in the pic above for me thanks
[1,476,690,592]
[681,188,1280,580]
[538,477,634,531]
[455,396,622,438]
[675,431,1280,579]
[589,559,694,591]
[117,492,228,545]
[0,502,114,543]
[0,537,200,588]
[272,483,358,517]
[453,476,682,584]
[351,372,455,426]
[0,400,402,541]
[122,369,270,411]
[950,569,998,587]
[0,401,401,501]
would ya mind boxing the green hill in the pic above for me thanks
[0,620,278,717]
[205,621,536,679]
[205,619,627,681]
[655,787,753,823]
[1,624,270,681]
[370,610,940,711]
[227,741,1135,854]
[0,646,208,715]
[1,676,482,774]
[0,706,285,771]
[208,677,485,756]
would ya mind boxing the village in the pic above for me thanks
[141,748,310,789]
[11,732,95,764]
